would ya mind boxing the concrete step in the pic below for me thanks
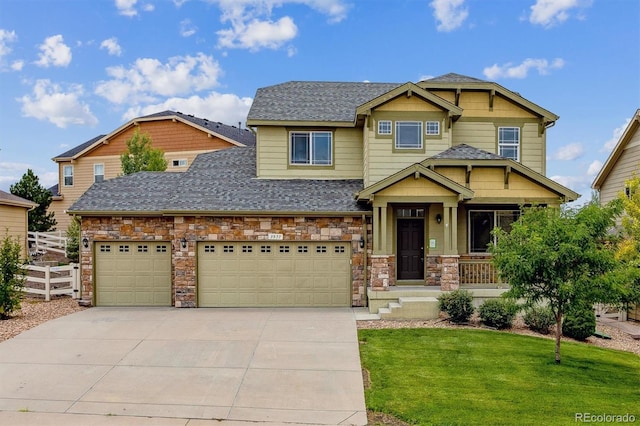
[379,296,440,320]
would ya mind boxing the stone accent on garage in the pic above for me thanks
[81,215,370,307]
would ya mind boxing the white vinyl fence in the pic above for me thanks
[28,231,67,256]
[21,263,80,301]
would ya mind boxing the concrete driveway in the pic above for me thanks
[0,307,367,425]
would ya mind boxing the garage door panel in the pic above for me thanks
[95,242,171,307]
[198,241,351,307]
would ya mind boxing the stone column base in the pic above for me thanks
[370,254,396,291]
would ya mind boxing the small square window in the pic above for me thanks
[378,120,392,135]
[297,246,308,253]
[261,245,271,253]
[316,245,327,253]
[279,245,290,253]
[204,245,215,253]
[156,245,168,253]
[172,159,188,167]
[334,246,346,253]
[223,245,234,253]
[137,245,148,253]
[242,245,253,253]
[119,245,130,253]
[426,121,440,135]
[100,245,111,253]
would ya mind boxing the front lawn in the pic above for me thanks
[359,328,640,425]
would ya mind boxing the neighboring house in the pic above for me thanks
[0,190,36,258]
[592,108,640,322]
[68,73,578,308]
[592,109,640,204]
[49,110,256,230]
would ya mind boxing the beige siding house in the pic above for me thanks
[593,109,640,204]
[0,190,36,258]
[49,111,255,229]
[68,73,578,312]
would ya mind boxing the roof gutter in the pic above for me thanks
[67,209,373,217]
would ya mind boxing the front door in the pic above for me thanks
[397,219,424,280]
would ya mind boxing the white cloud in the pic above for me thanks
[180,19,197,37]
[35,35,72,68]
[211,0,348,51]
[483,57,564,79]
[95,53,222,104]
[602,117,631,152]
[11,60,23,71]
[0,163,57,191]
[121,91,253,128]
[115,0,154,16]
[100,37,122,56]
[419,74,435,81]
[587,160,603,176]
[552,142,583,161]
[529,0,592,28]
[18,79,98,128]
[550,174,591,192]
[0,29,17,59]
[217,16,298,51]
[430,0,469,32]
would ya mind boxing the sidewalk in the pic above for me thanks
[597,317,640,339]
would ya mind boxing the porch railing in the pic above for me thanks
[459,257,502,286]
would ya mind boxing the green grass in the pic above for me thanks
[359,328,640,425]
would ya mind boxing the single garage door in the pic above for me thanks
[95,241,172,306]
[198,241,351,307]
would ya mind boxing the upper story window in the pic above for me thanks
[378,120,392,135]
[425,121,440,136]
[172,159,188,167]
[63,165,73,186]
[290,131,332,166]
[395,121,423,149]
[498,127,520,161]
[94,164,104,183]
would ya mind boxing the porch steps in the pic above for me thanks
[378,296,440,320]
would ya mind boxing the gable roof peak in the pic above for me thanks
[422,73,487,83]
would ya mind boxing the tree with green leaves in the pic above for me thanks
[0,233,25,319]
[10,169,56,232]
[66,216,80,263]
[490,202,620,364]
[120,129,167,175]
[614,173,640,310]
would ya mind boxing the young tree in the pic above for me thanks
[10,169,57,232]
[120,129,167,175]
[0,233,25,319]
[66,216,80,263]
[615,173,640,308]
[490,202,619,364]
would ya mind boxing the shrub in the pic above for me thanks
[562,303,596,341]
[523,305,555,334]
[438,289,474,323]
[0,234,25,319]
[479,298,518,329]
[66,217,80,263]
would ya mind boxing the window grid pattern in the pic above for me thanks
[290,131,332,165]
[395,121,423,149]
[425,121,440,135]
[378,120,392,135]
[498,127,520,161]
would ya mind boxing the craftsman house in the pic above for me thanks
[49,110,255,229]
[68,73,578,309]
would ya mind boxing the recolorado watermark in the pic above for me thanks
[575,413,636,423]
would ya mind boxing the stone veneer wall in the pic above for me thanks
[81,215,368,307]
[370,254,395,290]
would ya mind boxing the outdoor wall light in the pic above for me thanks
[180,237,187,249]
[359,236,365,248]
[82,237,89,248]
[436,214,442,224]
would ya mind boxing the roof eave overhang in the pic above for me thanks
[592,109,640,190]
[1,199,37,209]
[68,209,372,217]
[247,119,355,128]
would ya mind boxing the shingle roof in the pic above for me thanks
[54,134,106,159]
[140,110,256,146]
[68,147,367,214]
[53,111,255,159]
[429,144,505,160]
[421,73,486,83]
[48,184,59,197]
[247,81,401,123]
[0,189,36,208]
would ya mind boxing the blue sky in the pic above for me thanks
[0,0,638,202]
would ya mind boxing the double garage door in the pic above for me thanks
[198,241,351,307]
[94,241,351,307]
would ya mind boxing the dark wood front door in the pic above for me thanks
[397,219,424,280]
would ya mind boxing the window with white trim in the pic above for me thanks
[425,121,440,135]
[290,131,332,165]
[469,210,519,253]
[395,121,423,149]
[378,120,392,135]
[63,165,73,186]
[94,164,104,183]
[498,127,520,161]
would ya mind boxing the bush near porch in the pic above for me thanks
[359,328,640,425]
